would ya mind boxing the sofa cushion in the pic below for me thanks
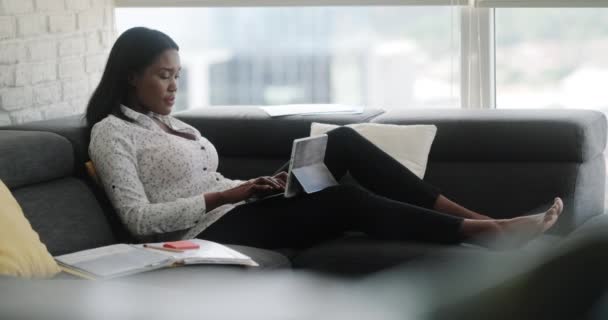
[291,234,488,276]
[174,106,385,158]
[12,177,116,256]
[0,179,61,279]
[292,233,561,277]
[372,109,606,162]
[0,130,73,189]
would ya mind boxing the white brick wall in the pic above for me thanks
[58,58,85,79]
[0,110,10,126]
[15,62,56,86]
[58,36,85,57]
[0,65,15,87]
[33,81,61,106]
[35,0,64,13]
[0,0,115,125]
[0,42,26,64]
[1,0,34,15]
[49,13,76,33]
[0,16,16,39]
[0,86,33,111]
[63,77,89,100]
[27,39,56,61]
[17,14,46,37]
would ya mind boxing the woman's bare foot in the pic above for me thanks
[461,197,564,249]
[497,197,563,233]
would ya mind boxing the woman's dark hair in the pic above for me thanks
[85,27,179,128]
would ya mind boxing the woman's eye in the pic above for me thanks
[160,74,170,79]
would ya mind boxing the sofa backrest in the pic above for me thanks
[0,130,116,255]
[0,115,91,179]
[2,107,605,238]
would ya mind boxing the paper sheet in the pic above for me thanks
[137,239,258,266]
[260,104,363,117]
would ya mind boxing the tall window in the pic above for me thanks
[115,7,461,111]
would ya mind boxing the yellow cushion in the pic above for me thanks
[0,179,61,278]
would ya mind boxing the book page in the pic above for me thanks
[55,244,173,278]
[137,239,258,267]
[56,244,134,265]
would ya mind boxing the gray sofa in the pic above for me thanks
[0,107,606,278]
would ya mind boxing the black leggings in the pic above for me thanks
[198,127,464,249]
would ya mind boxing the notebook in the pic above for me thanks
[55,239,258,280]
[247,134,339,202]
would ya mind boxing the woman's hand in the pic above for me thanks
[272,171,288,188]
[221,174,286,204]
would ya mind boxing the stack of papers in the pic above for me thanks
[260,104,364,117]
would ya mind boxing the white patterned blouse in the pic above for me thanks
[89,105,245,241]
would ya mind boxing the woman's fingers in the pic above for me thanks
[273,171,288,185]
[254,176,283,190]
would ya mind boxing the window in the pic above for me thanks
[495,8,608,110]
[115,6,461,111]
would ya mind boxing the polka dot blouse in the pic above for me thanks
[89,105,245,241]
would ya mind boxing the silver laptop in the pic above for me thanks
[246,134,338,203]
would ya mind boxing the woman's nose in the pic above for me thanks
[168,79,177,92]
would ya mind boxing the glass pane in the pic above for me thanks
[115,7,460,111]
[496,9,608,109]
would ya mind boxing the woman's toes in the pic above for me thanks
[541,198,563,231]
[545,198,564,220]
[555,197,564,216]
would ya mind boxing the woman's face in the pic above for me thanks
[129,49,181,115]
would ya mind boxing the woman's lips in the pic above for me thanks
[164,97,175,105]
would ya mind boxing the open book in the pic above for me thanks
[55,239,258,280]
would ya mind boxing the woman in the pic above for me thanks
[87,27,563,250]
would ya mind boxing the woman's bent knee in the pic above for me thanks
[327,126,358,139]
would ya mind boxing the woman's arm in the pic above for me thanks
[203,191,228,212]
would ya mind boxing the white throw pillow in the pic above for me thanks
[310,122,437,179]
